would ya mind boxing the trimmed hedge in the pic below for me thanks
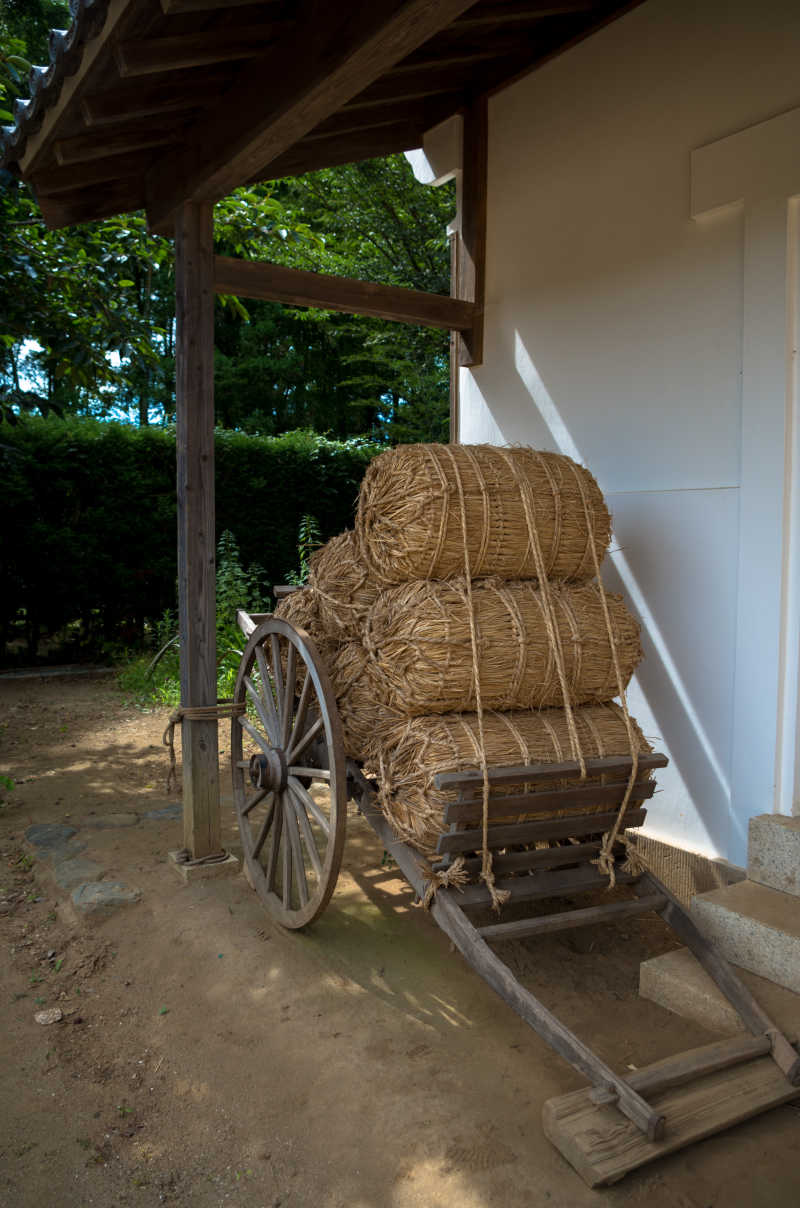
[0,417,379,659]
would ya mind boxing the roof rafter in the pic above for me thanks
[144,0,480,233]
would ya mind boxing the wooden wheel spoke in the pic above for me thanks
[251,798,276,859]
[244,674,279,744]
[289,671,314,754]
[239,714,271,756]
[281,643,297,748]
[270,633,285,727]
[242,787,271,818]
[283,791,309,907]
[288,789,322,879]
[288,776,330,837]
[288,766,331,781]
[254,643,280,738]
[265,798,283,891]
[281,797,292,908]
[286,715,323,764]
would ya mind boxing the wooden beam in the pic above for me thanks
[454,95,487,367]
[256,122,429,182]
[435,753,668,790]
[117,26,283,77]
[161,0,276,12]
[81,76,227,128]
[478,894,667,942]
[214,255,477,331]
[37,178,145,228]
[145,0,480,232]
[31,151,156,194]
[55,127,175,166]
[453,1,599,26]
[175,201,221,860]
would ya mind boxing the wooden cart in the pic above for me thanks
[231,609,800,1187]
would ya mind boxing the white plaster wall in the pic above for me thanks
[459,0,800,866]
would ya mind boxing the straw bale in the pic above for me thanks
[364,578,641,715]
[309,531,378,641]
[327,642,403,761]
[376,703,652,856]
[357,443,610,584]
[273,587,338,670]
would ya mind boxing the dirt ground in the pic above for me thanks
[1,675,799,1208]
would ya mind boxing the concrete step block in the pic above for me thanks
[749,813,800,897]
[691,880,800,994]
[640,946,800,1038]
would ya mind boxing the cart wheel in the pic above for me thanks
[231,616,347,929]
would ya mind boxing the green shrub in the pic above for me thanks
[0,416,379,662]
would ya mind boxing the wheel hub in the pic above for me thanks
[248,747,287,793]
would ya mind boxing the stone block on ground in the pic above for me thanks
[169,850,241,882]
[25,823,78,851]
[640,946,800,1037]
[749,813,800,897]
[71,881,142,914]
[144,803,182,821]
[691,879,800,994]
[83,812,139,829]
[52,854,106,890]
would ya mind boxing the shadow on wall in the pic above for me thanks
[466,330,741,859]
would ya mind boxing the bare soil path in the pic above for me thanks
[1,676,799,1208]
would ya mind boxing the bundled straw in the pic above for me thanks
[327,642,403,760]
[309,531,378,641]
[273,587,338,669]
[376,702,652,858]
[357,444,610,584]
[364,578,641,715]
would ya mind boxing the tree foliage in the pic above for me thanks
[0,6,455,439]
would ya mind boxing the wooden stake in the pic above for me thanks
[175,201,221,859]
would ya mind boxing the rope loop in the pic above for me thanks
[162,700,246,793]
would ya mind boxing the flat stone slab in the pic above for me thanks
[691,879,800,994]
[143,803,182,821]
[169,849,241,883]
[640,946,800,1036]
[83,812,139,829]
[52,854,105,890]
[71,881,141,914]
[749,813,800,897]
[25,823,78,851]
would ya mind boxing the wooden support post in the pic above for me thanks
[175,200,221,860]
[454,96,487,369]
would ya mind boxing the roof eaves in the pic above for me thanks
[0,0,110,174]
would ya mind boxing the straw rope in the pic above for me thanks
[162,701,245,793]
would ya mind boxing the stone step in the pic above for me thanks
[749,813,800,897]
[691,879,800,994]
[640,946,800,1038]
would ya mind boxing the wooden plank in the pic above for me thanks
[435,753,668,790]
[214,256,476,331]
[589,1034,773,1104]
[444,779,656,823]
[433,840,604,878]
[145,0,480,230]
[358,792,664,1140]
[436,808,648,856]
[175,201,221,860]
[437,809,646,854]
[117,27,283,77]
[55,127,175,166]
[543,1056,800,1188]
[454,94,487,366]
[259,122,430,181]
[640,873,800,1084]
[478,894,666,942]
[454,862,640,908]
